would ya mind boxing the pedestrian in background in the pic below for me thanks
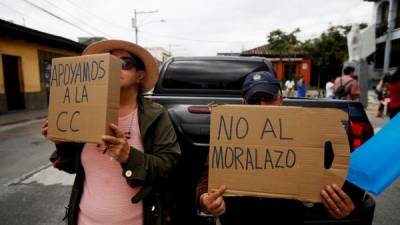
[375,73,390,118]
[334,65,360,100]
[41,40,180,225]
[285,78,295,97]
[196,71,355,225]
[296,75,307,97]
[387,67,400,119]
[325,78,335,99]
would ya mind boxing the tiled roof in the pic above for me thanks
[241,44,304,56]
[0,18,86,52]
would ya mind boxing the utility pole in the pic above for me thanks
[132,9,159,44]
[133,9,138,44]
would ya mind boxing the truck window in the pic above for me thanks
[162,60,270,90]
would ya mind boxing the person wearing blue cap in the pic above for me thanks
[241,70,283,105]
[196,71,355,224]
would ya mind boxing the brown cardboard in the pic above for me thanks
[208,104,350,202]
[47,53,121,144]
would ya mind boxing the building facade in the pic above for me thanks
[366,0,400,72]
[0,19,85,113]
[146,47,171,65]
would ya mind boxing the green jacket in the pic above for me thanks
[50,97,181,225]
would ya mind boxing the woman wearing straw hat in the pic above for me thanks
[41,40,181,225]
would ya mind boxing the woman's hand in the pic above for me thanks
[200,185,227,216]
[101,123,130,163]
[41,120,63,144]
[321,184,355,219]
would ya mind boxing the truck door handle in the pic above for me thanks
[188,106,210,114]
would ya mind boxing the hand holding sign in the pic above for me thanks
[41,120,64,145]
[320,184,355,219]
[200,185,227,216]
[101,123,130,163]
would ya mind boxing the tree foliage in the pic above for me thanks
[301,23,368,80]
[267,28,301,80]
[301,26,348,79]
[265,24,368,86]
[267,28,301,56]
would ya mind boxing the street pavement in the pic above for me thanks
[0,119,74,225]
[0,94,398,225]
[365,97,399,225]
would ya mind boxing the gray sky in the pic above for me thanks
[0,0,374,56]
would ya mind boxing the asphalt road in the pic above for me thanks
[367,114,400,225]
[0,112,398,225]
[0,120,73,225]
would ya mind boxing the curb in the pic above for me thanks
[0,115,48,127]
[6,163,52,186]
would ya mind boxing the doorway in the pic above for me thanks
[284,63,297,81]
[2,55,25,110]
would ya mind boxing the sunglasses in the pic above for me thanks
[120,57,138,70]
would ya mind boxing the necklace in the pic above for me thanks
[96,107,137,151]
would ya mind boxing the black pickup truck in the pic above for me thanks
[147,56,376,225]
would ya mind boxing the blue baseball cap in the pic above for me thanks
[242,71,281,102]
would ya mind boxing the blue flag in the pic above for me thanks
[347,114,400,195]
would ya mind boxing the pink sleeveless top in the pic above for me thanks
[78,109,144,225]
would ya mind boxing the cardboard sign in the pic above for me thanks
[208,105,350,202]
[47,53,121,144]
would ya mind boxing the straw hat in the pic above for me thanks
[82,39,159,93]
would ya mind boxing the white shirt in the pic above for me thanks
[285,80,295,90]
[325,81,334,98]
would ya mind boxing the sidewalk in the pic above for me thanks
[0,108,48,126]
[366,90,380,115]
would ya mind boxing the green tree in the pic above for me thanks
[301,23,368,87]
[302,26,348,80]
[264,24,368,87]
[267,28,301,80]
[267,28,301,56]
